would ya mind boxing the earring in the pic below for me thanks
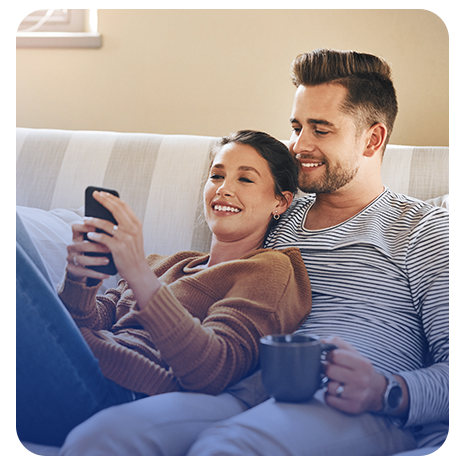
[273,210,280,220]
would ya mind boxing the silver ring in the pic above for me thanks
[73,254,80,267]
[335,384,344,398]
[112,225,118,233]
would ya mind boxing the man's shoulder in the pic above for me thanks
[377,189,449,224]
[282,189,449,226]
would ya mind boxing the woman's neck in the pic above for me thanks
[207,235,264,267]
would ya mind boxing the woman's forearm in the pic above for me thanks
[124,262,162,310]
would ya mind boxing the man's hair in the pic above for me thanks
[211,130,298,198]
[291,49,398,151]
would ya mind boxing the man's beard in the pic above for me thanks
[298,159,360,194]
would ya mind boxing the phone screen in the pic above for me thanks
[84,186,120,276]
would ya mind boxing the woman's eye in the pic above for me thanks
[239,177,254,183]
[210,174,223,180]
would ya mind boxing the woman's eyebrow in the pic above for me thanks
[211,163,261,177]
[238,166,261,177]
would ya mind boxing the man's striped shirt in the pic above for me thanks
[265,188,449,428]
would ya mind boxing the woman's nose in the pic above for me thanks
[216,180,233,196]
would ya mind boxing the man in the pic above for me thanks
[59,49,448,456]
[186,49,449,455]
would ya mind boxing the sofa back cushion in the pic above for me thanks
[17,128,449,258]
[380,145,449,201]
[17,128,216,256]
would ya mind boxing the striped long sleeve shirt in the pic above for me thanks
[264,188,449,428]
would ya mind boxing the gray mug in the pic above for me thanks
[260,334,337,403]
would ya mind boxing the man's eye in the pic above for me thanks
[315,130,329,136]
[292,127,301,134]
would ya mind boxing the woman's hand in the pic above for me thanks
[321,336,408,416]
[81,191,161,307]
[66,220,113,284]
[83,191,146,281]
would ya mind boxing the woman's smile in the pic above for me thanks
[212,201,242,214]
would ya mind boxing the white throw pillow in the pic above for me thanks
[17,205,120,293]
[424,194,449,210]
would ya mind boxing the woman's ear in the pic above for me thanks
[275,191,294,215]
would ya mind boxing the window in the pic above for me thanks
[18,9,85,33]
[16,9,101,48]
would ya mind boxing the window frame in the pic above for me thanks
[16,9,102,49]
[18,9,85,33]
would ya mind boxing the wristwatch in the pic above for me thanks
[377,372,403,414]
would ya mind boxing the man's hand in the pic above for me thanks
[321,336,388,415]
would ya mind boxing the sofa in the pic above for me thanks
[16,127,449,456]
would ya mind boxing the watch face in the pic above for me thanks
[388,385,402,409]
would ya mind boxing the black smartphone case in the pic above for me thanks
[84,186,119,275]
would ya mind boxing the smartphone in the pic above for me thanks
[84,186,120,276]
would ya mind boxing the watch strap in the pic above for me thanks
[376,372,403,415]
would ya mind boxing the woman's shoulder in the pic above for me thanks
[146,251,208,274]
[230,248,311,303]
[245,247,303,262]
[241,247,306,277]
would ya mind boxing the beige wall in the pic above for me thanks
[16,9,449,146]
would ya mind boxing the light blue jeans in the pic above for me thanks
[188,389,418,456]
[16,214,136,446]
[57,363,421,456]
[59,385,419,456]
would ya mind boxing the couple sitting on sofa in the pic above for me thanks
[16,49,448,456]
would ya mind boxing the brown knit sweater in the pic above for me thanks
[58,247,311,396]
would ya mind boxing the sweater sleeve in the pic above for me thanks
[58,273,128,330]
[399,208,449,427]
[133,249,311,395]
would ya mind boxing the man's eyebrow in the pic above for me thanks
[290,117,335,127]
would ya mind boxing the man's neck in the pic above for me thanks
[303,183,385,230]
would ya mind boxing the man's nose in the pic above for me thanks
[292,129,316,155]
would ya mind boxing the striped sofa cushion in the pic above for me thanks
[381,145,449,201]
[17,128,217,256]
[17,128,449,258]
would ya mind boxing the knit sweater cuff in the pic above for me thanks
[57,273,101,320]
[134,283,193,340]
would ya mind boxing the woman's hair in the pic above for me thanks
[211,129,298,200]
[291,49,398,153]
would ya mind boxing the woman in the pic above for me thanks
[16,130,311,447]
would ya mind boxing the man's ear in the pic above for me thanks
[275,191,294,215]
[365,123,387,157]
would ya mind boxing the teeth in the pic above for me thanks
[214,205,241,213]
[301,162,323,168]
